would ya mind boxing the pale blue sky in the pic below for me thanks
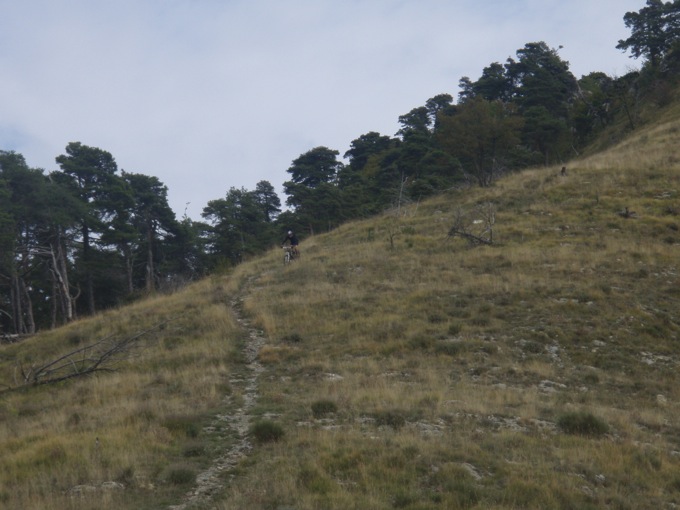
[1,0,643,219]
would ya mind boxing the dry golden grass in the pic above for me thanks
[0,275,247,509]
[213,114,680,509]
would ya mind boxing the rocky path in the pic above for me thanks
[170,282,265,509]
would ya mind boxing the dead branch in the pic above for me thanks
[5,318,178,392]
[1,332,23,345]
[448,202,497,246]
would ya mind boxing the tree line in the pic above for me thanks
[2,0,679,335]
[0,141,289,333]
[285,1,680,232]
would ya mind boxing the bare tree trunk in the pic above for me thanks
[9,255,35,335]
[397,173,406,215]
[11,274,23,334]
[19,277,35,334]
[145,221,155,293]
[125,247,134,294]
[82,223,96,315]
[58,238,76,321]
[49,237,75,323]
[51,278,58,329]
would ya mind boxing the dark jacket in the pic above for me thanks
[282,233,299,246]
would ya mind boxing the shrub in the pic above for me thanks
[428,313,445,324]
[392,489,418,508]
[447,323,462,335]
[583,372,600,385]
[283,333,303,343]
[182,441,206,457]
[408,335,434,350]
[166,464,196,485]
[297,465,333,494]
[311,399,338,418]
[557,411,609,436]
[250,420,285,443]
[436,341,465,356]
[374,409,407,429]
[116,466,135,486]
[470,316,490,327]
[163,415,200,438]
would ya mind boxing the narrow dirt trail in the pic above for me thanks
[169,280,265,509]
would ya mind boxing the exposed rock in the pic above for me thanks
[68,481,125,497]
[101,481,125,491]
[68,485,98,496]
[461,462,484,481]
[539,380,567,393]
[324,372,344,381]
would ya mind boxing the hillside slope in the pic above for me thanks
[220,119,679,509]
[1,112,679,509]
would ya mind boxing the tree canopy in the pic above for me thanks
[617,0,680,67]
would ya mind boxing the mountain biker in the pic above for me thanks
[281,230,299,258]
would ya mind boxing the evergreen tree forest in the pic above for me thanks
[2,0,680,334]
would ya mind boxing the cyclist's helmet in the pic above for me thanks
[288,231,293,235]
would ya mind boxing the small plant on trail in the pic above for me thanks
[182,441,206,458]
[166,463,197,485]
[163,414,201,438]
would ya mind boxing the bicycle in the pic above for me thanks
[282,245,298,264]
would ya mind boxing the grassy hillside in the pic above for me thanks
[1,113,679,509]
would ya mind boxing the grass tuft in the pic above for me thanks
[374,409,408,429]
[250,420,285,443]
[557,411,609,436]
[166,463,197,485]
[164,414,201,438]
[283,333,303,343]
[311,399,338,418]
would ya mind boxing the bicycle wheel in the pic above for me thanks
[283,251,291,264]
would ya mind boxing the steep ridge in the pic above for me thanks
[208,116,680,508]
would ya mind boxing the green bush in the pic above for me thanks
[250,420,285,443]
[408,335,435,350]
[297,465,333,494]
[374,409,407,429]
[447,323,462,335]
[436,341,465,356]
[311,399,338,418]
[283,333,303,343]
[116,466,135,486]
[557,411,609,436]
[182,441,206,457]
[163,414,200,438]
[166,464,196,485]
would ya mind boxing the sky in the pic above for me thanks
[1,0,644,220]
